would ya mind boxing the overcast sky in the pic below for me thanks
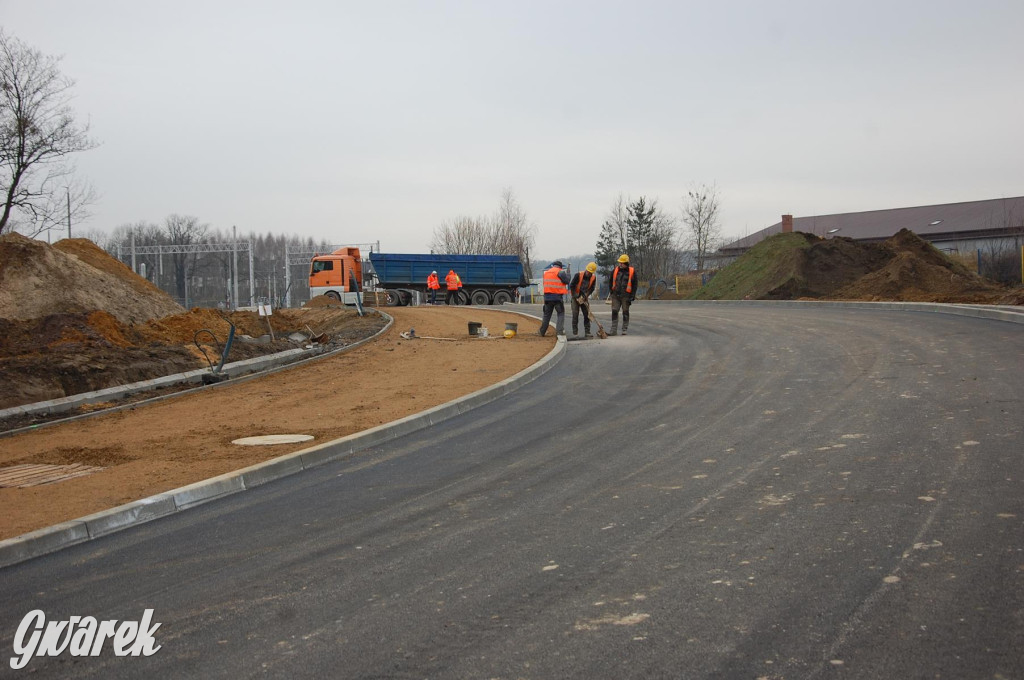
[4,0,1023,258]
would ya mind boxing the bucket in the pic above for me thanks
[468,322,482,336]
[479,327,489,338]
[504,322,518,337]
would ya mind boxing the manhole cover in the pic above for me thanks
[0,463,105,488]
[231,434,315,446]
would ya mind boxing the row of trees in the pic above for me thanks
[429,189,538,278]
[594,185,722,285]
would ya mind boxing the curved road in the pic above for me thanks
[1,303,1022,678]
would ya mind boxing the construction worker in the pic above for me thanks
[569,262,598,338]
[426,270,440,304]
[444,269,462,305]
[537,260,570,336]
[607,254,637,336]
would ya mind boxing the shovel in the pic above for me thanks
[579,297,608,339]
[400,328,456,341]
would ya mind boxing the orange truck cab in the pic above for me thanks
[309,247,363,303]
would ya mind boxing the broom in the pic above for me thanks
[579,297,608,339]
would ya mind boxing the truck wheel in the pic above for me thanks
[457,290,471,305]
[492,290,513,305]
[470,289,491,306]
[325,291,341,302]
[384,290,400,307]
[398,289,413,306]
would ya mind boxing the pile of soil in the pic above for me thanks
[0,234,386,410]
[696,229,1019,303]
[0,233,185,323]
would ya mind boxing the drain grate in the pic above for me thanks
[0,463,105,488]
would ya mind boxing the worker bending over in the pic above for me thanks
[569,262,598,338]
[607,254,637,336]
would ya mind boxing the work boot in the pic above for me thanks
[585,331,594,339]
[572,326,578,337]
[622,324,628,336]
[609,324,617,336]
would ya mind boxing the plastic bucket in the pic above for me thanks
[468,322,482,336]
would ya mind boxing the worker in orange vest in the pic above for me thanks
[444,269,462,305]
[537,260,570,336]
[569,261,598,338]
[607,254,637,335]
[426,270,440,304]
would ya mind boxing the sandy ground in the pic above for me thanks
[0,306,553,540]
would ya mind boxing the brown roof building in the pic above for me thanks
[720,196,1024,258]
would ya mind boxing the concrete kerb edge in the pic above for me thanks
[0,307,564,569]
[0,310,396,436]
[667,299,1024,325]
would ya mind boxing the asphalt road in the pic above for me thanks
[1,303,1022,679]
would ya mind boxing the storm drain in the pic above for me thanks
[0,463,105,488]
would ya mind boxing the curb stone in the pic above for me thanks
[662,299,1024,325]
[0,310,395,437]
[0,309,562,569]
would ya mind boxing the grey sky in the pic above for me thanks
[4,0,1022,258]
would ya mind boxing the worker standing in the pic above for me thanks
[607,254,637,336]
[426,270,440,304]
[445,269,462,305]
[537,260,570,337]
[569,262,598,338]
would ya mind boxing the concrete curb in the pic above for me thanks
[0,310,395,437]
[656,299,1024,325]
[0,309,563,569]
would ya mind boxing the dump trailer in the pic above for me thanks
[309,249,528,306]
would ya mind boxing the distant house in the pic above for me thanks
[720,196,1024,258]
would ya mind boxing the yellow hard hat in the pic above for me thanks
[586,262,597,273]
[617,254,629,264]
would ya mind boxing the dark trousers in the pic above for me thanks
[429,289,437,304]
[538,299,565,336]
[571,297,591,334]
[446,289,459,305]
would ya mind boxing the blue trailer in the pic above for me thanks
[368,252,528,306]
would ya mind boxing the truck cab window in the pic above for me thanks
[312,260,334,273]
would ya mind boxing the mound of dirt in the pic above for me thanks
[696,229,1015,303]
[832,229,1003,302]
[0,306,386,410]
[0,234,391,411]
[0,233,184,323]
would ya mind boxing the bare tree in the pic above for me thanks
[681,183,722,271]
[492,188,536,278]
[430,188,537,276]
[429,216,491,254]
[0,29,96,235]
[164,214,208,304]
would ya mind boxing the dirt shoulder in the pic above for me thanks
[0,306,552,540]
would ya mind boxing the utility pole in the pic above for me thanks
[66,188,71,239]
[232,225,239,311]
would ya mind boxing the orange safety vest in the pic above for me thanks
[574,271,594,296]
[427,273,440,290]
[445,271,460,290]
[612,266,634,294]
[543,266,568,295]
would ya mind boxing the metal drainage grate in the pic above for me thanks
[0,463,105,488]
